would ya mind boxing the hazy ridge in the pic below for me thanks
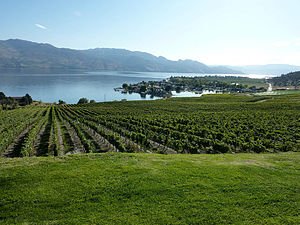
[228,64,300,75]
[0,39,241,74]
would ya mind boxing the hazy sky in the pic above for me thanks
[0,0,299,65]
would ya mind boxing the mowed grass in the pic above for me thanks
[0,153,299,225]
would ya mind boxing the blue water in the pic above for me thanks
[0,71,169,104]
[0,71,265,104]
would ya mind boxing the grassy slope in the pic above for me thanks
[200,76,268,88]
[0,153,299,225]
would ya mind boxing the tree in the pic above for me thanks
[77,98,89,104]
[90,100,96,103]
[20,94,33,106]
[140,85,147,93]
[2,97,17,110]
[175,86,182,93]
[165,85,172,92]
[58,100,66,105]
[122,83,128,89]
[0,92,5,100]
[25,94,33,105]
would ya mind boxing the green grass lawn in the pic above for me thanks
[1,153,299,225]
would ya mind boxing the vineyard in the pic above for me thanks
[1,94,300,157]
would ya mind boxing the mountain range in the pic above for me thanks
[228,64,300,76]
[0,39,299,75]
[0,39,240,74]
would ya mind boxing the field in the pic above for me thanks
[256,89,300,96]
[1,94,300,224]
[0,152,299,224]
[172,76,268,88]
[1,94,300,156]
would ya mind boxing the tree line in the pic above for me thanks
[0,92,33,110]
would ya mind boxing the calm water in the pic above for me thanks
[0,71,270,104]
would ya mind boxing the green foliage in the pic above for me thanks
[0,93,299,224]
[0,91,5,100]
[22,93,33,105]
[73,94,300,154]
[140,85,147,92]
[21,107,50,157]
[0,92,33,109]
[0,94,299,156]
[271,71,300,87]
[169,76,267,89]
[77,97,89,104]
[121,76,268,98]
[58,99,66,105]
[0,97,18,110]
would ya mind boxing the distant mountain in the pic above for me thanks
[0,39,241,74]
[228,64,300,76]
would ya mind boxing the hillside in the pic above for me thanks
[228,64,300,75]
[0,39,241,74]
[270,71,300,88]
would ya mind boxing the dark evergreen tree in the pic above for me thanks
[77,98,89,104]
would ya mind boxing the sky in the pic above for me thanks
[0,0,299,66]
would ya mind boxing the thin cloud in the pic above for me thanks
[35,23,47,30]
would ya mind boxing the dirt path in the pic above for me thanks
[82,125,117,152]
[63,121,85,154]
[3,125,33,157]
[148,140,177,154]
[55,120,65,156]
[92,122,145,153]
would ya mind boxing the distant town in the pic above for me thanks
[115,76,268,98]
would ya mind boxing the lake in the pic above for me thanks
[0,71,271,104]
